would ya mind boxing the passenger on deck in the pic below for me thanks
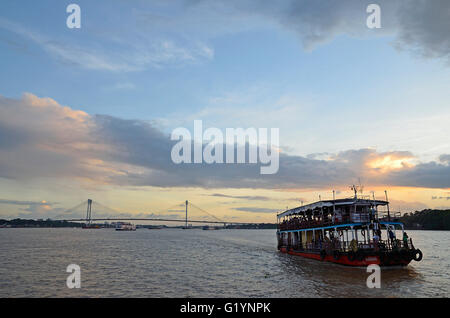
[369,208,374,222]
[388,227,395,241]
[377,228,382,237]
[373,232,380,251]
[403,232,409,249]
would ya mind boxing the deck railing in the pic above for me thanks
[282,238,414,253]
[278,211,406,231]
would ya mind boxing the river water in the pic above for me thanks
[0,228,448,297]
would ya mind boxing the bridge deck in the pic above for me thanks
[63,218,257,225]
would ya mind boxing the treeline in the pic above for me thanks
[0,219,83,228]
[3,211,448,230]
[399,209,450,230]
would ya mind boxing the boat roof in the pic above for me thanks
[277,198,388,219]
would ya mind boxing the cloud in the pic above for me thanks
[0,198,66,219]
[0,199,53,206]
[0,93,113,182]
[383,161,450,189]
[207,193,305,204]
[109,82,136,91]
[2,1,449,73]
[187,0,450,63]
[431,196,450,200]
[232,207,281,213]
[1,93,449,190]
[0,17,214,72]
[207,193,273,201]
[388,199,429,212]
[394,0,450,63]
[439,154,450,164]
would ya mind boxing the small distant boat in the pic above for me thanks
[115,222,136,231]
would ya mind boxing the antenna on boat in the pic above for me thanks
[350,179,365,199]
[350,185,358,199]
[358,178,364,195]
[332,190,336,216]
[384,190,391,222]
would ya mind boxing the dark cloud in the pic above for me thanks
[189,0,450,63]
[384,161,450,189]
[439,154,450,164]
[395,0,450,62]
[76,120,450,189]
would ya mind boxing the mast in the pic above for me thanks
[332,190,336,224]
[319,195,324,225]
[385,190,391,222]
[332,190,336,214]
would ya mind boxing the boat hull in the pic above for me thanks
[279,247,412,267]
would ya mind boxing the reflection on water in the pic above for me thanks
[0,228,448,297]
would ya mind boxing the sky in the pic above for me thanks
[0,0,449,223]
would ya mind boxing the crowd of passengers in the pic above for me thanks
[281,225,412,251]
[278,215,349,230]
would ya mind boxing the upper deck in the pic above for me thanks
[277,197,390,231]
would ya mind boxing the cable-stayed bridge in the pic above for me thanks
[56,199,257,227]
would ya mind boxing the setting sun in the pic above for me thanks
[368,155,415,172]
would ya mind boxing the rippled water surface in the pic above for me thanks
[0,228,448,297]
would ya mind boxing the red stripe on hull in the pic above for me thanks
[279,247,411,267]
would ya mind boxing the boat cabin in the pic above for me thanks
[277,197,409,254]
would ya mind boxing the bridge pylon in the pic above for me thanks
[86,199,92,225]
[184,200,188,229]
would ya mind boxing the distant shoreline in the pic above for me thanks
[0,219,277,230]
[1,209,449,230]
